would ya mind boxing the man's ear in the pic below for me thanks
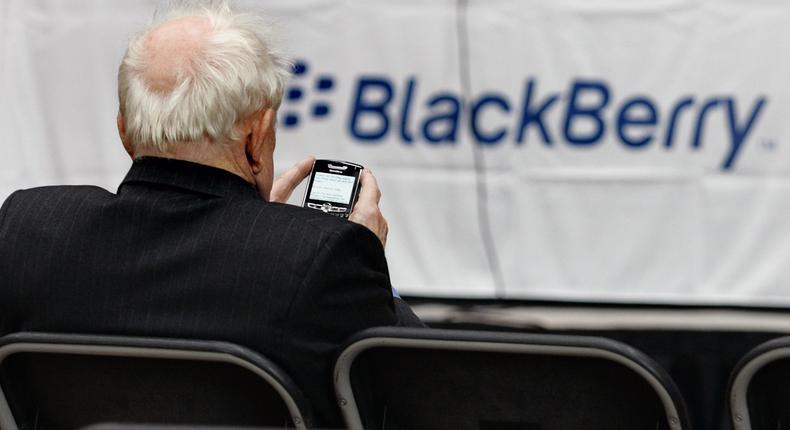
[117,111,134,159]
[245,108,277,174]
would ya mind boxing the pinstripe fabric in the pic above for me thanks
[0,156,420,426]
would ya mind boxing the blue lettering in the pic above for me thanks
[471,94,511,145]
[664,97,694,148]
[722,97,767,170]
[399,78,416,143]
[692,98,722,149]
[617,97,658,148]
[422,93,461,144]
[564,80,610,145]
[345,76,767,173]
[515,79,558,145]
[349,77,393,141]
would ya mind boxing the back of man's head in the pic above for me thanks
[118,0,290,152]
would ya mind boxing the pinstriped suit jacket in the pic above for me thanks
[0,156,422,427]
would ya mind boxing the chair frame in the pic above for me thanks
[334,327,689,430]
[729,336,790,430]
[0,332,311,430]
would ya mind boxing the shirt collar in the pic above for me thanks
[119,156,262,200]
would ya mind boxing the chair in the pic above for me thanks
[729,336,790,430]
[334,327,690,430]
[0,332,312,430]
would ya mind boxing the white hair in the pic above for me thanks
[118,0,291,151]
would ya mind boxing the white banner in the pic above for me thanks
[2,0,790,305]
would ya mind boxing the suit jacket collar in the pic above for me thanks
[119,156,261,200]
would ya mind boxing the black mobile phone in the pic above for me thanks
[301,159,364,219]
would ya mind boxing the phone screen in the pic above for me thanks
[308,172,356,204]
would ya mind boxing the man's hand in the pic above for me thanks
[268,156,315,203]
[350,169,389,248]
[270,159,389,247]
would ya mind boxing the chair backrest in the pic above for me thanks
[334,327,690,430]
[0,332,312,430]
[729,336,790,430]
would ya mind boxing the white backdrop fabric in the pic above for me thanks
[2,0,790,305]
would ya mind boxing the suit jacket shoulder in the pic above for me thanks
[0,185,112,245]
[0,171,409,427]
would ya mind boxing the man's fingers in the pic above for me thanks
[349,169,388,247]
[269,156,315,203]
[356,169,382,207]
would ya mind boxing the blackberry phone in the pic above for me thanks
[301,159,363,219]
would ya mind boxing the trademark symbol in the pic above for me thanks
[760,139,777,151]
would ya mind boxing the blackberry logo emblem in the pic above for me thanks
[282,60,335,129]
[277,59,768,171]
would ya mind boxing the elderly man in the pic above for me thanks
[0,1,422,426]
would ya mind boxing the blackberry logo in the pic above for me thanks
[278,59,769,171]
[281,60,335,129]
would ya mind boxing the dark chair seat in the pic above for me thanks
[0,332,312,430]
[334,327,690,430]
